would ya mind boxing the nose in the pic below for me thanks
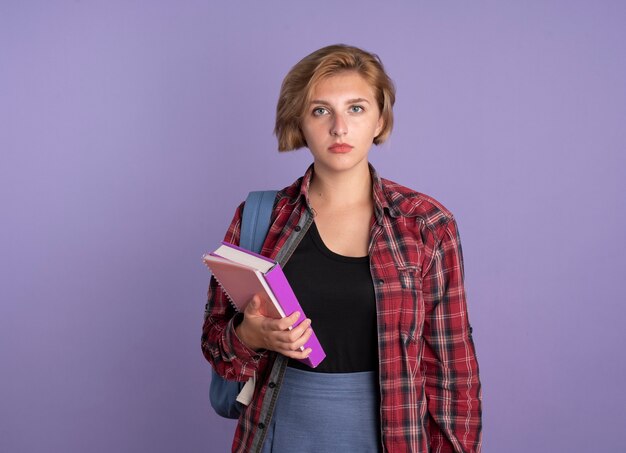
[330,113,347,137]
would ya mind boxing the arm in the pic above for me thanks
[201,202,265,381]
[201,203,313,381]
[421,218,482,452]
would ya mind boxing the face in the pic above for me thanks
[300,71,383,175]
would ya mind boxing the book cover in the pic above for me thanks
[203,242,326,368]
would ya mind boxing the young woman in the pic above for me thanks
[202,44,482,453]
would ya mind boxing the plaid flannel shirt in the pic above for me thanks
[202,164,482,452]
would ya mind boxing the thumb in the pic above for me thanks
[246,295,263,315]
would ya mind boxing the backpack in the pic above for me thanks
[209,190,277,419]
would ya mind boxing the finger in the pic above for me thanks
[260,314,295,333]
[290,325,313,351]
[244,295,263,316]
[285,318,312,343]
[281,325,313,352]
[275,311,301,330]
[280,347,313,361]
[258,312,297,332]
[270,319,311,345]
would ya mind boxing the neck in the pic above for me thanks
[308,162,372,208]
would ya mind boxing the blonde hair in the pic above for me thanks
[274,44,396,151]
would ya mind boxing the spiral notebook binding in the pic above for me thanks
[203,255,241,313]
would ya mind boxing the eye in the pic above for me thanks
[349,105,364,113]
[312,107,329,116]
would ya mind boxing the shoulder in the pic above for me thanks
[274,175,305,210]
[276,177,303,200]
[379,177,455,232]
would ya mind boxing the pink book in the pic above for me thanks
[202,242,326,368]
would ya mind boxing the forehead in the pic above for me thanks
[308,71,377,102]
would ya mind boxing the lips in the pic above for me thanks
[328,143,354,153]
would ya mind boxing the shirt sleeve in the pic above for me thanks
[421,217,482,452]
[201,202,268,381]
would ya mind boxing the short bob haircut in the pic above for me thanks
[275,44,396,152]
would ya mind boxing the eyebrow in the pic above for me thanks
[309,97,372,105]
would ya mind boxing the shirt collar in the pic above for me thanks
[297,163,396,224]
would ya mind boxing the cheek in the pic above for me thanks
[357,118,383,139]
[302,122,325,142]
[300,124,314,144]
[301,127,322,152]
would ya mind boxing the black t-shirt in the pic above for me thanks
[283,222,378,373]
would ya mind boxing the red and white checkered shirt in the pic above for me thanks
[202,164,482,452]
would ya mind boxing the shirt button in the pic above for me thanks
[268,382,276,389]
[258,422,266,429]
[294,226,301,232]
[376,279,384,285]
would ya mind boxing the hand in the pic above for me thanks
[235,295,313,360]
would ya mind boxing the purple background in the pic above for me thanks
[1,1,625,452]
